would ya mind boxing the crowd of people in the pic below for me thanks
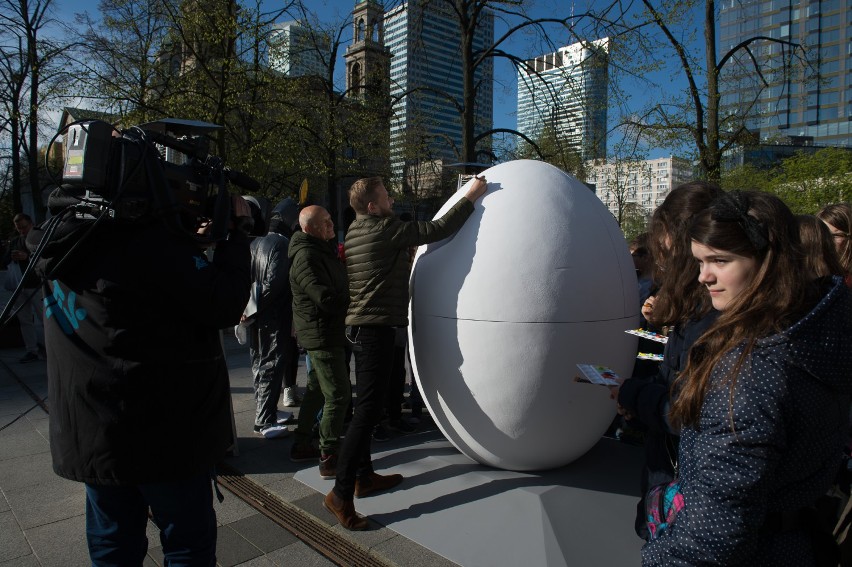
[9,169,852,565]
[235,179,852,564]
[617,189,852,566]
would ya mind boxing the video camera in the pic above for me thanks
[59,118,259,244]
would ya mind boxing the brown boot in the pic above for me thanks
[319,453,337,480]
[323,490,368,531]
[354,472,403,498]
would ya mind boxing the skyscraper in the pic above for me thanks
[718,0,851,147]
[516,38,609,161]
[383,0,494,190]
[268,20,329,78]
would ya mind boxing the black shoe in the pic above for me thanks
[19,352,38,364]
[387,418,416,434]
[290,442,321,462]
[372,424,390,442]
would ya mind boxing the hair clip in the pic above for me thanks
[710,191,769,251]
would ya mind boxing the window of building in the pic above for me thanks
[822,14,842,31]
[823,44,841,59]
[821,107,839,120]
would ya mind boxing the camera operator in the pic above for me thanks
[29,188,252,565]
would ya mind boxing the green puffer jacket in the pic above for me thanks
[345,197,474,326]
[288,231,349,350]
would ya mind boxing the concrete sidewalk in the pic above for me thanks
[0,316,644,566]
[0,330,452,566]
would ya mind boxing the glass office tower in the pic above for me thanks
[384,0,494,186]
[718,0,851,147]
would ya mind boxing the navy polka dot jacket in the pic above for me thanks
[642,277,852,566]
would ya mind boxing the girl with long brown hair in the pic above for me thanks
[797,214,844,280]
[643,181,723,329]
[617,181,722,539]
[642,191,852,565]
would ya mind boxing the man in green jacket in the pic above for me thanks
[322,175,488,530]
[288,206,351,479]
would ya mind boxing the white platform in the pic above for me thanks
[295,431,645,567]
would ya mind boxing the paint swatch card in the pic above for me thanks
[637,352,664,361]
[626,328,669,344]
[575,364,621,387]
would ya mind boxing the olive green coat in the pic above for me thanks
[344,198,474,326]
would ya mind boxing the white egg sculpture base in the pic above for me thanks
[409,160,639,471]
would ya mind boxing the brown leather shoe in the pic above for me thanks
[319,454,337,480]
[323,490,368,530]
[354,472,403,498]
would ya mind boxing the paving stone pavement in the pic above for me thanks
[0,279,644,567]
[0,322,451,567]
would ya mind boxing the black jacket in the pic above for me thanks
[250,231,292,330]
[619,309,720,538]
[288,231,348,350]
[31,217,250,485]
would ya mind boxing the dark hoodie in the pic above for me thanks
[642,276,852,566]
[288,230,348,350]
[29,215,250,485]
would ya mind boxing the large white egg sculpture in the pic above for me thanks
[408,160,639,471]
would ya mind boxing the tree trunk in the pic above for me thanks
[27,33,41,216]
[459,1,477,172]
[703,0,721,183]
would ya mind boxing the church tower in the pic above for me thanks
[344,0,390,99]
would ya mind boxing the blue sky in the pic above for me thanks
[54,0,699,158]
[258,0,551,132]
[55,0,592,129]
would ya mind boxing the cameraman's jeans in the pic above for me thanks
[333,325,395,500]
[85,472,216,566]
[15,286,43,354]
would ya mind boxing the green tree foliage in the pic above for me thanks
[74,0,343,202]
[516,123,586,179]
[723,148,852,214]
[620,201,649,242]
[719,162,768,192]
[76,0,390,221]
[264,8,391,222]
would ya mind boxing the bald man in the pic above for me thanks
[288,206,351,479]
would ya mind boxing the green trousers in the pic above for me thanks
[294,347,351,455]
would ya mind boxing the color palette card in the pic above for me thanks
[575,364,621,387]
[637,352,664,361]
[626,328,668,344]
